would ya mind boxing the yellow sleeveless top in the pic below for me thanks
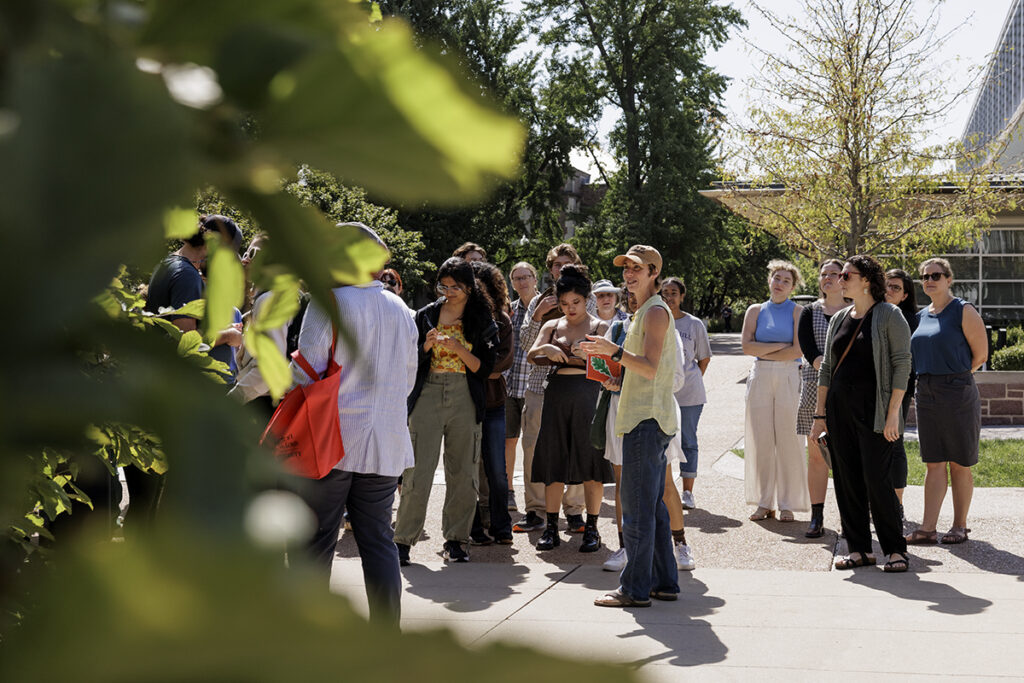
[615,295,679,437]
[430,322,471,373]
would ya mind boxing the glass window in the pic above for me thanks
[982,256,1024,280]
[983,282,1024,306]
[981,229,1024,254]
[942,255,980,279]
[915,281,979,307]
[982,307,1024,323]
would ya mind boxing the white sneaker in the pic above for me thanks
[602,547,627,572]
[681,490,696,510]
[675,542,695,571]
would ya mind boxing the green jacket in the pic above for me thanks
[818,302,912,434]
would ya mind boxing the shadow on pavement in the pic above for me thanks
[709,333,743,356]
[623,574,728,668]
[398,562,531,613]
[845,567,993,615]
[941,539,1024,576]
[684,508,743,535]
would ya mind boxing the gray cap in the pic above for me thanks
[592,279,620,294]
[336,221,388,253]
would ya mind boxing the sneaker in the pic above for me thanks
[536,526,560,550]
[507,489,518,512]
[602,547,627,572]
[565,514,586,533]
[681,490,696,510]
[442,540,469,562]
[675,542,695,571]
[396,542,411,567]
[512,511,544,533]
[469,529,493,546]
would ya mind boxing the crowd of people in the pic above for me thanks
[140,216,988,623]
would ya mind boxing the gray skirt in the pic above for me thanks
[796,362,818,436]
[915,372,980,467]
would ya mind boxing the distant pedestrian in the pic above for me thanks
[394,258,498,564]
[721,305,734,332]
[742,260,807,522]
[884,268,919,516]
[378,268,404,298]
[904,258,987,547]
[504,261,539,512]
[796,259,845,538]
[527,265,612,552]
[811,254,911,573]
[582,245,680,608]
[289,223,417,626]
[468,260,514,546]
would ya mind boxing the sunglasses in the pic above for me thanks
[436,283,466,295]
[920,272,947,282]
[839,271,860,281]
[381,277,398,287]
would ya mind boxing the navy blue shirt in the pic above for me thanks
[144,254,203,319]
[911,298,973,375]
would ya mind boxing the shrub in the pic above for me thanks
[1007,325,1024,347]
[991,344,1024,371]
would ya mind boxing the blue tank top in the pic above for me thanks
[911,298,973,375]
[755,299,796,343]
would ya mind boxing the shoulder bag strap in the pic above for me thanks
[831,311,868,379]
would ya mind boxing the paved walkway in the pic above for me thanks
[329,333,1024,679]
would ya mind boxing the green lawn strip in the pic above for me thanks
[731,440,1024,488]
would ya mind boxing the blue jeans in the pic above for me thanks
[472,404,512,538]
[678,404,704,479]
[620,419,678,600]
[298,470,401,627]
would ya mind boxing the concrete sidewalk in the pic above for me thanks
[329,332,1024,678]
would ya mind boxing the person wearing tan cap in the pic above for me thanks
[581,245,680,608]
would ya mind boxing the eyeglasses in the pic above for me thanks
[436,283,466,295]
[886,283,903,292]
[920,272,947,282]
[839,271,861,281]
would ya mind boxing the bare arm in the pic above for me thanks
[578,307,669,381]
[741,304,786,357]
[962,304,989,372]
[527,320,566,364]
[697,358,710,375]
[756,304,804,361]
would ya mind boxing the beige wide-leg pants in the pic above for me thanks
[744,360,810,512]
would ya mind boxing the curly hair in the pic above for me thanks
[767,259,804,290]
[436,257,494,338]
[885,268,918,324]
[846,254,886,302]
[471,260,510,316]
[554,263,591,301]
[545,243,581,271]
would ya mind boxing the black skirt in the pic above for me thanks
[532,373,614,485]
[916,372,981,467]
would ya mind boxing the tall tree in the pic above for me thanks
[724,0,1015,259]
[377,0,588,275]
[525,0,745,277]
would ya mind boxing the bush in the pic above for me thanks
[1007,325,1024,347]
[991,344,1024,371]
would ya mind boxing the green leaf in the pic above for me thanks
[250,331,293,400]
[203,242,245,343]
[177,330,204,356]
[252,276,300,332]
[167,299,206,320]
[164,207,199,239]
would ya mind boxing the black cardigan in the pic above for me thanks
[407,298,499,423]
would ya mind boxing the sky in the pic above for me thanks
[570,0,1016,178]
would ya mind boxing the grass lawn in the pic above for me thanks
[731,439,1024,487]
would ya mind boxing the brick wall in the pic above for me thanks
[906,371,1024,426]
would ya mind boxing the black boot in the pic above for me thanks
[537,512,560,550]
[580,525,602,553]
[805,503,825,538]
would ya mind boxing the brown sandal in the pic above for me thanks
[905,529,937,545]
[941,527,971,544]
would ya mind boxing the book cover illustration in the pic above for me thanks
[586,353,622,382]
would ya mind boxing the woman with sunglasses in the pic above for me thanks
[742,260,807,522]
[810,255,911,572]
[905,258,987,546]
[796,259,845,538]
[378,268,404,298]
[394,257,498,564]
[885,268,919,515]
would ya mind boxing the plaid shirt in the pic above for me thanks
[503,297,531,399]
[520,291,598,395]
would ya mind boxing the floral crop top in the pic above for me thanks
[430,322,472,373]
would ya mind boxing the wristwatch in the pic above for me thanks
[611,345,624,362]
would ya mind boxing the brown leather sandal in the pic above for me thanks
[940,527,971,544]
[905,528,937,545]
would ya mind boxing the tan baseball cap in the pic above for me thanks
[613,245,662,272]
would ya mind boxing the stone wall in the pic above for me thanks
[906,372,1024,426]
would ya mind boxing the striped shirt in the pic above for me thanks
[504,297,531,399]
